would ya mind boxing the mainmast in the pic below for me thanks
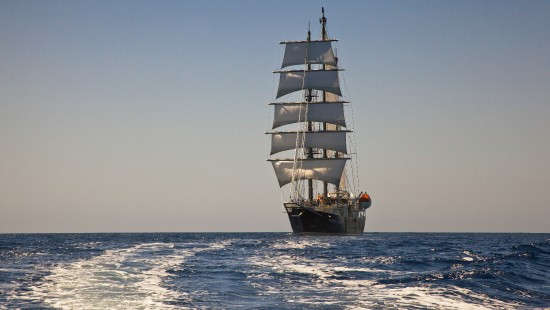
[321,7,329,197]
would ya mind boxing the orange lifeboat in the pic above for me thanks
[358,193,372,209]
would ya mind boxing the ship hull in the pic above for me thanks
[284,203,366,235]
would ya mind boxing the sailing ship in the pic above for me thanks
[267,8,372,234]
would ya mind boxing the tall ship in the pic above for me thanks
[267,8,372,234]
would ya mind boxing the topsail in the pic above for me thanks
[271,101,347,129]
[275,69,342,98]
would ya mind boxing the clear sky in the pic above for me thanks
[1,0,549,233]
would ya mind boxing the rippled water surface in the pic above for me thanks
[1,233,549,309]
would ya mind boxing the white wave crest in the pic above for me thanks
[25,241,231,310]
[247,244,522,310]
[270,239,332,250]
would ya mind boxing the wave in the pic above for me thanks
[2,233,548,309]
[22,240,234,310]
[27,243,188,309]
[245,239,524,310]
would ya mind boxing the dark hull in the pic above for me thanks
[284,204,366,235]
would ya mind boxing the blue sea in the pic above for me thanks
[0,233,549,309]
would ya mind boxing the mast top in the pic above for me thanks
[320,7,328,40]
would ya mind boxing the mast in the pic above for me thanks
[306,25,314,201]
[321,7,329,197]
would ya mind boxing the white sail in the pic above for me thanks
[324,63,340,101]
[269,158,348,187]
[269,131,348,155]
[276,70,342,98]
[281,41,337,68]
[271,102,346,129]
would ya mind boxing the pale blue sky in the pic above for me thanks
[1,1,549,232]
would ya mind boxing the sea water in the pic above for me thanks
[0,233,548,309]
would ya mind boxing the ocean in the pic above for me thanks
[0,233,548,309]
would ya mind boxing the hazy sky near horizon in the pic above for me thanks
[1,0,549,233]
